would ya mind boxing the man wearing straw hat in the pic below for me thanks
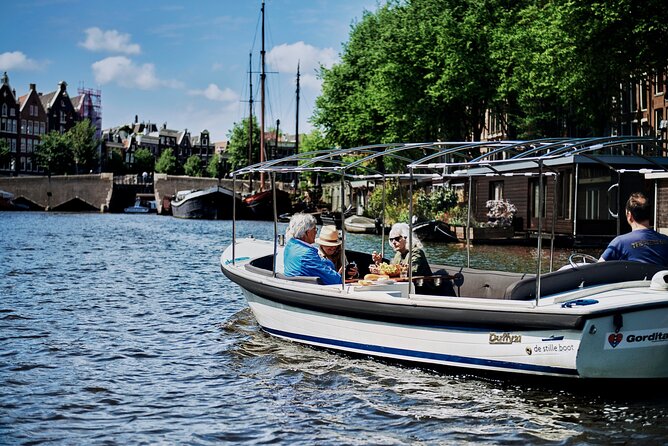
[316,225,359,279]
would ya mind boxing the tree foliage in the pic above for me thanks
[183,155,203,177]
[155,148,179,174]
[313,0,668,145]
[35,131,73,175]
[133,148,154,174]
[68,119,99,174]
[226,116,261,171]
[206,153,225,178]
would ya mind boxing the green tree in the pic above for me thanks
[226,116,261,171]
[155,148,179,174]
[206,153,225,179]
[133,148,154,174]
[67,119,99,174]
[35,131,73,175]
[183,155,203,177]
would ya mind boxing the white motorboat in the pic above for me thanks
[221,138,668,379]
[344,215,378,234]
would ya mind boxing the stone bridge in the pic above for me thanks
[0,174,114,211]
[0,174,263,213]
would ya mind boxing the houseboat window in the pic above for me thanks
[529,178,546,219]
[489,181,504,200]
[584,188,601,219]
[558,171,573,220]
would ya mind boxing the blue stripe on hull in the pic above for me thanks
[262,326,579,377]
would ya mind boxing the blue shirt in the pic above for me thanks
[283,238,342,285]
[601,229,668,267]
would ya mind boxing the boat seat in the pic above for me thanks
[249,255,275,271]
[275,273,323,284]
[505,261,665,300]
[245,263,273,277]
[430,264,532,299]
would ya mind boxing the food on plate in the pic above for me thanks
[378,263,401,277]
[364,273,390,281]
[358,280,374,286]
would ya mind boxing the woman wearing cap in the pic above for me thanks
[316,225,359,279]
[372,222,432,277]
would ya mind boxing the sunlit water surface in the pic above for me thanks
[2,213,668,445]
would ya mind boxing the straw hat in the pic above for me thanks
[316,225,341,247]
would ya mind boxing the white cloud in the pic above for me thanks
[80,27,141,55]
[91,56,182,89]
[0,51,42,70]
[188,83,238,102]
[267,41,338,90]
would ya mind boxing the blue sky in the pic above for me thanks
[0,0,378,142]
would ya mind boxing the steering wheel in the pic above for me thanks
[568,253,598,268]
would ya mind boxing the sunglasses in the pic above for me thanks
[389,235,404,242]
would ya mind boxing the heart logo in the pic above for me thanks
[608,333,623,348]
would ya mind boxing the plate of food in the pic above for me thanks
[377,263,402,277]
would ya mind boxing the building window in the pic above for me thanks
[40,122,45,134]
[639,78,648,111]
[1,104,6,117]
[10,107,15,117]
[656,109,664,138]
[655,73,664,95]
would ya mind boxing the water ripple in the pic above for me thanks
[1,213,668,444]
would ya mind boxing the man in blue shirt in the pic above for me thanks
[600,192,668,267]
[283,213,342,285]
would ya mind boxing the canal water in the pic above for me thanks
[2,212,668,445]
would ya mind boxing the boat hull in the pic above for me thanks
[244,290,580,377]
[171,186,242,220]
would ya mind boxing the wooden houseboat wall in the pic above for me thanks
[470,157,666,246]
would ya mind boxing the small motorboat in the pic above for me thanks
[124,197,151,214]
[344,215,378,234]
[412,220,458,242]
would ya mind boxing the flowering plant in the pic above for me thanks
[485,199,516,228]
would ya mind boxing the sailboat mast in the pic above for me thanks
[248,53,254,191]
[260,0,266,191]
[295,62,300,155]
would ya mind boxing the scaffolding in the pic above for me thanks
[77,83,102,139]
